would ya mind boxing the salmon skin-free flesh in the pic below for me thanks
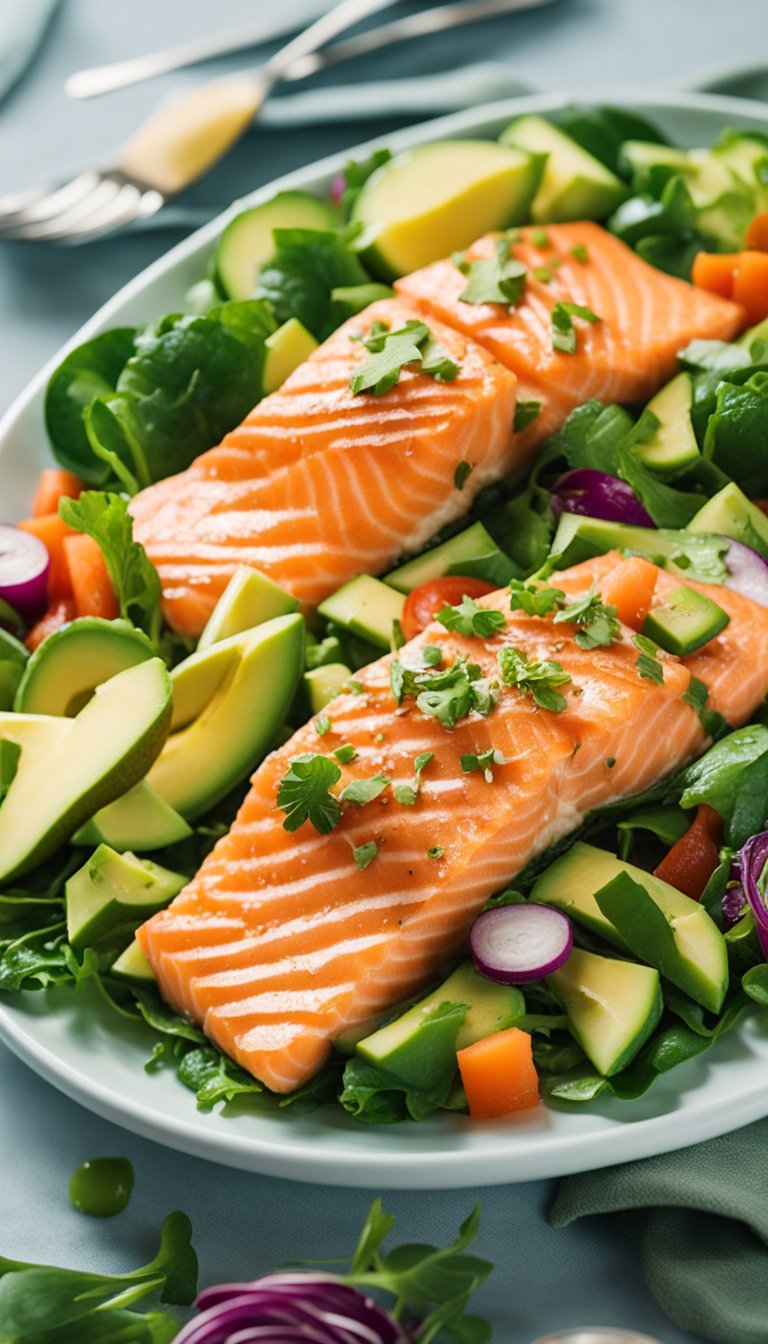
[138,552,768,1094]
[129,298,518,636]
[396,222,744,451]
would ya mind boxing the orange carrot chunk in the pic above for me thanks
[732,250,768,326]
[457,1026,540,1119]
[691,251,738,300]
[600,555,658,631]
[746,212,768,252]
[24,599,76,652]
[31,468,84,519]
[17,513,74,602]
[63,534,118,620]
[653,803,723,901]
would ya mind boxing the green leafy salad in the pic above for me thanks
[1,104,768,1127]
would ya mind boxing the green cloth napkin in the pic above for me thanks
[551,1119,768,1344]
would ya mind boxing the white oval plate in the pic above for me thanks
[2,90,768,1189]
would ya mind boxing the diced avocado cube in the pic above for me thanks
[643,584,729,656]
[318,576,404,651]
[385,521,514,594]
[263,318,319,394]
[531,842,630,951]
[635,373,700,474]
[66,845,186,952]
[500,114,628,222]
[688,482,768,561]
[303,663,352,714]
[548,947,662,1076]
[197,566,299,651]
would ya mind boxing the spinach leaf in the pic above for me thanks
[60,492,162,645]
[680,724,768,848]
[177,1045,262,1109]
[256,227,370,341]
[45,329,138,484]
[704,371,768,496]
[340,1002,467,1123]
[559,105,669,178]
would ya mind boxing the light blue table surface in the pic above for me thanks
[0,3,763,1339]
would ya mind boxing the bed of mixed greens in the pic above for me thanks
[1,105,768,1126]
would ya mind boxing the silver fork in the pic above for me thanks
[0,0,394,244]
[0,0,555,245]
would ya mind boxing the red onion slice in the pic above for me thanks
[722,538,768,609]
[728,830,768,958]
[471,904,574,984]
[0,525,50,619]
[551,468,654,528]
[175,1273,406,1344]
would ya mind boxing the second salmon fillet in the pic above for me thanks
[138,553,768,1093]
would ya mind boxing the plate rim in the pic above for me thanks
[2,85,768,1187]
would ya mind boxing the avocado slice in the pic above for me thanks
[14,617,155,716]
[548,513,730,584]
[0,627,27,712]
[385,521,515,594]
[620,140,698,189]
[594,870,729,1013]
[500,114,628,222]
[263,318,319,395]
[531,841,630,950]
[72,780,193,852]
[318,576,404,651]
[197,565,299,651]
[352,140,545,280]
[355,962,524,1087]
[66,844,186,952]
[643,584,729,656]
[688,483,768,562]
[548,947,662,1076]
[635,373,700,474]
[214,191,339,301]
[0,658,171,883]
[303,663,352,714]
[147,612,303,820]
[111,937,155,983]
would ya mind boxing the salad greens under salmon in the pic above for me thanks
[2,106,768,1125]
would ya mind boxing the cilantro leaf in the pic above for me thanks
[427,846,444,860]
[350,319,459,396]
[513,400,541,432]
[454,460,473,490]
[457,237,527,307]
[570,242,589,262]
[460,747,509,782]
[277,753,342,834]
[553,584,621,649]
[633,634,665,684]
[333,743,357,764]
[682,675,729,740]
[551,301,602,354]
[354,842,378,870]
[390,657,497,728]
[60,491,162,645]
[420,336,461,383]
[509,580,565,617]
[531,229,550,248]
[314,715,332,736]
[339,775,390,805]
[497,647,571,711]
[437,596,506,639]
[394,751,434,806]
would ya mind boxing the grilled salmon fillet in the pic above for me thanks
[138,552,768,1093]
[396,222,744,450]
[129,298,518,636]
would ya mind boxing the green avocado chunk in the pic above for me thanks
[111,937,155,983]
[635,373,700,474]
[385,521,515,594]
[66,844,186,951]
[262,318,319,394]
[643,584,729,656]
[214,191,339,301]
[500,114,628,222]
[14,617,155,716]
[72,780,192,852]
[197,565,299,651]
[688,482,768,562]
[318,576,404,651]
[548,947,662,1076]
[0,659,171,883]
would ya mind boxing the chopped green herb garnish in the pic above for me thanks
[460,746,509,782]
[457,237,527,307]
[437,595,506,639]
[513,400,541,432]
[553,584,621,649]
[531,228,550,248]
[633,634,665,684]
[277,753,342,834]
[682,675,728,739]
[509,580,565,618]
[426,847,444,860]
[346,678,365,695]
[570,243,589,263]
[314,715,332,736]
[606,757,616,768]
[454,460,473,490]
[497,647,572,712]
[551,301,602,354]
[339,775,390,805]
[354,842,378,870]
[394,751,434,806]
[390,656,497,728]
[533,266,553,284]
[392,618,406,651]
[333,743,357,764]
[350,319,459,396]
[422,645,442,667]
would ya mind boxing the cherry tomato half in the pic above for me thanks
[401,576,497,641]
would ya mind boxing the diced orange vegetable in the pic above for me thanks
[63,534,118,620]
[600,555,658,631]
[746,212,768,251]
[31,468,84,518]
[17,513,74,601]
[653,803,723,901]
[732,250,768,325]
[24,599,76,652]
[691,251,738,300]
[457,1026,540,1119]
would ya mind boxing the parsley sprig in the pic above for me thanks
[460,746,510,783]
[682,676,728,740]
[339,775,390,805]
[551,301,602,354]
[277,753,343,834]
[390,656,497,728]
[350,319,459,396]
[553,584,621,650]
[509,579,565,618]
[633,634,665,684]
[394,751,434,806]
[455,236,527,307]
[497,647,572,712]
[437,595,506,639]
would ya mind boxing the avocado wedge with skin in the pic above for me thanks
[66,844,186,952]
[0,658,171,882]
[14,617,155,716]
